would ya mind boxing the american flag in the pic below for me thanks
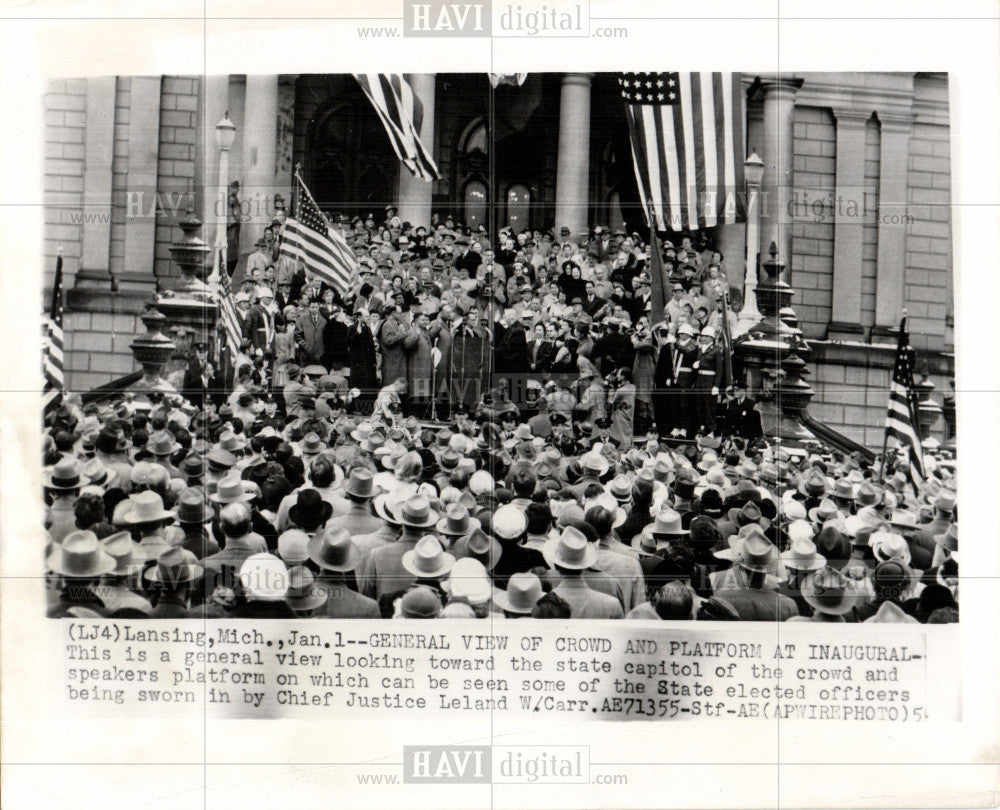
[884,316,925,488]
[216,268,245,363]
[42,254,65,419]
[619,72,745,232]
[280,174,356,296]
[354,73,441,181]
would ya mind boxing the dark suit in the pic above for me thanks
[296,314,326,365]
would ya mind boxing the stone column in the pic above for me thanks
[873,113,914,336]
[78,77,116,285]
[396,73,436,228]
[555,72,592,243]
[827,108,870,339]
[240,75,279,252]
[758,75,801,278]
[123,76,162,287]
[200,75,231,246]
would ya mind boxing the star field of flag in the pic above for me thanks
[618,72,681,104]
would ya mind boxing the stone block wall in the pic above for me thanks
[806,343,952,450]
[42,78,88,293]
[790,105,836,338]
[62,309,140,392]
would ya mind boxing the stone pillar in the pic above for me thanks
[77,77,116,285]
[240,75,279,252]
[200,75,231,246]
[873,113,914,337]
[123,76,162,285]
[827,109,870,339]
[759,75,801,279]
[555,73,592,243]
[715,222,746,296]
[396,73,436,228]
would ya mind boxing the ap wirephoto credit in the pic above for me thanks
[40,72,957,628]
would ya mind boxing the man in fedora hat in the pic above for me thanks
[909,490,956,559]
[713,528,799,621]
[174,487,219,559]
[46,530,116,617]
[284,566,329,617]
[495,571,544,617]
[148,547,205,618]
[97,531,153,617]
[45,456,85,543]
[360,495,439,603]
[210,471,278,551]
[788,565,861,623]
[308,528,380,619]
[778,537,827,617]
[544,526,624,619]
[323,468,385,539]
[119,490,176,556]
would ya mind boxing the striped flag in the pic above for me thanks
[354,73,441,181]
[280,174,356,296]
[216,270,245,363]
[883,316,925,488]
[620,72,745,232]
[42,254,65,420]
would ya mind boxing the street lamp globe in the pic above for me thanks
[215,112,236,151]
[744,152,764,187]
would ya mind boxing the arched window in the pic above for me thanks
[463,180,487,230]
[506,184,530,231]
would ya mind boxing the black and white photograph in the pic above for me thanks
[39,71,958,625]
[2,4,999,809]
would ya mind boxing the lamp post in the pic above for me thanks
[737,152,765,328]
[208,112,236,283]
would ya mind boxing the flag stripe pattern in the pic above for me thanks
[354,73,441,181]
[884,316,925,487]
[216,265,244,363]
[280,176,356,296]
[42,255,65,419]
[620,72,745,232]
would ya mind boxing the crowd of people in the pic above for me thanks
[42,208,959,622]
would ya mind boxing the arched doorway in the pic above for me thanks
[303,77,399,219]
